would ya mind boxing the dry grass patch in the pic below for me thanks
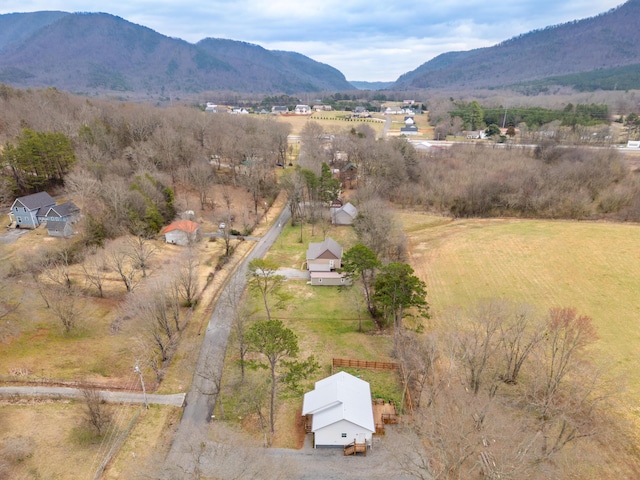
[0,400,139,480]
[103,405,181,480]
[401,211,640,410]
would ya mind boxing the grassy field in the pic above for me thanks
[400,211,640,412]
[263,221,396,369]
[276,110,435,140]
[276,111,385,137]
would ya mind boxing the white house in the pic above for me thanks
[294,104,311,115]
[161,219,200,246]
[330,202,358,226]
[302,371,375,447]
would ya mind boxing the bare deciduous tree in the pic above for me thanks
[107,245,140,293]
[126,235,156,278]
[498,302,543,384]
[453,300,505,395]
[81,387,111,436]
[187,161,216,209]
[175,247,200,307]
[81,248,108,298]
[48,286,80,333]
[396,330,443,409]
[529,307,601,458]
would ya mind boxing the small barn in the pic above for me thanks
[330,202,358,226]
[306,237,343,272]
[161,219,200,246]
[302,371,375,447]
[310,271,351,287]
[46,220,74,238]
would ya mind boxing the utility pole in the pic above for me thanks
[134,362,149,409]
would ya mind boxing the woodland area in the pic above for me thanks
[2,85,640,479]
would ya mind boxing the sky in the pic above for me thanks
[0,0,626,82]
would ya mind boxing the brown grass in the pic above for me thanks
[0,400,140,480]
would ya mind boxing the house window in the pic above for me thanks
[341,433,347,438]
[318,278,322,283]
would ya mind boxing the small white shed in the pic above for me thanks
[330,202,358,226]
[302,371,375,447]
[161,219,200,246]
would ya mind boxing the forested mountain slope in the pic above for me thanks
[394,0,640,90]
[0,12,354,95]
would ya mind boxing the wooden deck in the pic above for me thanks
[372,399,398,434]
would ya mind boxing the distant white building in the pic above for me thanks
[302,371,375,447]
[295,104,311,115]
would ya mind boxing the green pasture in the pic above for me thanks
[402,212,640,407]
[261,221,389,366]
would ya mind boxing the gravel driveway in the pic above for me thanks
[277,267,310,280]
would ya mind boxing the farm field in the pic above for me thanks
[401,211,640,411]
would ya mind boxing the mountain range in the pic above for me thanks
[0,11,354,95]
[1,1,640,96]
[396,0,640,91]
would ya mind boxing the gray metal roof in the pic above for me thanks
[46,201,80,218]
[306,237,343,261]
[338,202,358,218]
[13,192,55,211]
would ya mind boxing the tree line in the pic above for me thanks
[449,100,610,131]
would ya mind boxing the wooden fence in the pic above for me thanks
[331,358,399,373]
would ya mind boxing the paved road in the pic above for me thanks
[163,206,291,475]
[0,386,185,406]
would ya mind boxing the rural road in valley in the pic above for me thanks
[162,205,291,476]
[0,386,186,406]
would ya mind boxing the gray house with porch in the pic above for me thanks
[10,192,56,228]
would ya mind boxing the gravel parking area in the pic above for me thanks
[0,227,31,244]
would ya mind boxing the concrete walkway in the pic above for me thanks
[0,386,186,407]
